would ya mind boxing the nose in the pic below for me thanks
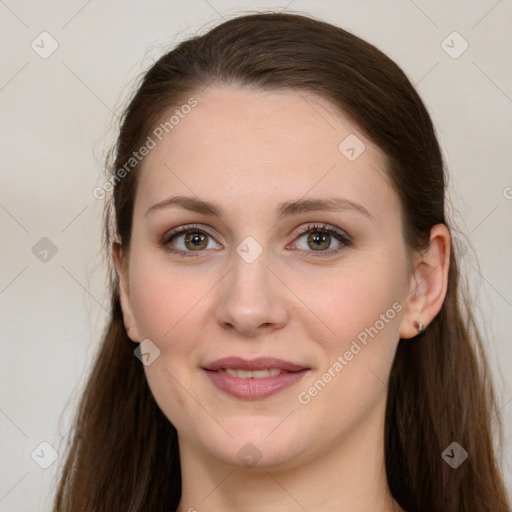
[215,251,289,337]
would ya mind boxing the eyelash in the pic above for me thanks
[160,223,352,259]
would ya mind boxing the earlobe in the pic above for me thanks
[399,224,451,339]
[112,237,142,343]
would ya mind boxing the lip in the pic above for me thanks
[202,356,310,400]
[203,356,308,372]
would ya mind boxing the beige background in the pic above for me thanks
[1,0,511,510]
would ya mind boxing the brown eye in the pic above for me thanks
[182,230,208,251]
[291,224,352,258]
[162,225,221,257]
[306,230,332,251]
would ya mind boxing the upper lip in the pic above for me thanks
[203,356,308,372]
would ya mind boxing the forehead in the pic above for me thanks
[134,85,397,220]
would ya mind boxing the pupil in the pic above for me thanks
[310,231,329,250]
[186,232,205,249]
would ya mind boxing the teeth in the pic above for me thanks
[223,368,281,378]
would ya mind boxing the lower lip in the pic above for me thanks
[203,369,309,400]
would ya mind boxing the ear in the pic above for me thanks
[112,236,142,343]
[399,224,451,339]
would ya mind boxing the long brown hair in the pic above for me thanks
[52,11,510,511]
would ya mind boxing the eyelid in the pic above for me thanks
[161,223,222,257]
[163,223,220,242]
[161,222,352,258]
[287,223,352,257]
[291,223,350,242]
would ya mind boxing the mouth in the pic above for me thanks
[203,356,309,373]
[214,368,285,378]
[202,356,311,400]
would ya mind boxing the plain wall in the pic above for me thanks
[1,1,510,510]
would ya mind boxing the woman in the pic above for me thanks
[53,11,510,512]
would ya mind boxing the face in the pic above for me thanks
[117,85,415,470]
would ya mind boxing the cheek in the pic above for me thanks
[295,252,406,405]
[293,282,403,437]
[299,258,405,345]
[128,254,213,341]
[128,255,213,401]
[128,258,208,428]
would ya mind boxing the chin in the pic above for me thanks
[198,422,308,470]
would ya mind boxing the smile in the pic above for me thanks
[219,368,282,378]
[202,356,311,399]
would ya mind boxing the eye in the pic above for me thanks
[289,223,352,258]
[161,224,221,258]
[160,223,352,258]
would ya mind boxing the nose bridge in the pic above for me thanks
[215,243,288,334]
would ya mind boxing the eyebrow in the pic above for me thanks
[145,195,373,221]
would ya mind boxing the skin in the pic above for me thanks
[113,85,450,512]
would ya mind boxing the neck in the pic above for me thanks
[175,398,403,512]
